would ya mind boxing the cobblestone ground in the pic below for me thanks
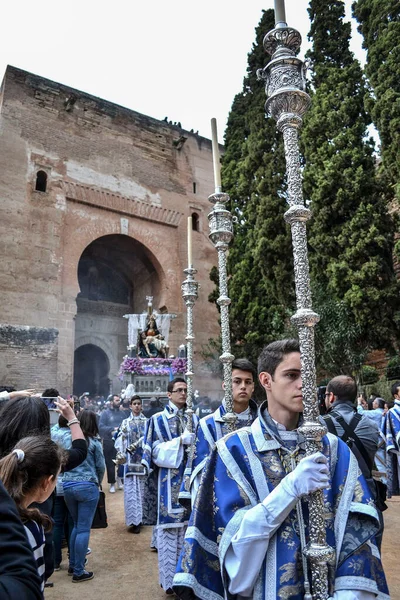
[46,487,400,600]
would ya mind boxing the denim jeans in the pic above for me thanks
[63,483,99,576]
[53,495,73,566]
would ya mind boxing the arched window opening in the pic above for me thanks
[191,213,200,232]
[35,170,47,192]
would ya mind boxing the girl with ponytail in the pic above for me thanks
[0,436,66,595]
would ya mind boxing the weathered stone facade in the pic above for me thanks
[0,66,222,396]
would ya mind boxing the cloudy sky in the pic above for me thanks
[0,1,364,141]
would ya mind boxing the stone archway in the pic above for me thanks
[74,234,163,393]
[73,344,110,397]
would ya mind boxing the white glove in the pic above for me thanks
[281,452,330,498]
[181,428,195,446]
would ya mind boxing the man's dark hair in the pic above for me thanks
[326,376,357,403]
[42,388,59,398]
[130,395,142,405]
[391,382,400,398]
[232,358,256,382]
[258,339,300,377]
[0,397,50,458]
[168,377,186,393]
[79,409,100,439]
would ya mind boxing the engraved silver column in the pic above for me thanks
[208,192,236,432]
[181,266,199,433]
[258,14,335,600]
[179,266,199,501]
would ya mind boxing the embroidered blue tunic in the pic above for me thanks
[142,403,198,528]
[381,400,400,497]
[115,413,147,476]
[189,400,258,489]
[173,405,389,600]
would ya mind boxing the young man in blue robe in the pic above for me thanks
[188,358,258,501]
[381,381,400,497]
[173,339,389,600]
[142,377,198,595]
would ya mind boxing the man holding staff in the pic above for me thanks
[189,357,257,501]
[173,340,389,600]
[142,377,198,595]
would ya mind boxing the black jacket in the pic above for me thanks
[0,479,42,599]
[99,407,125,440]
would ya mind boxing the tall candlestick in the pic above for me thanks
[274,0,286,25]
[187,216,193,266]
[260,9,334,600]
[211,118,222,191]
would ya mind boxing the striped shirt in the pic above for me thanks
[24,520,45,595]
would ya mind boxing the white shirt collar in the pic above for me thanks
[168,400,179,414]
[222,399,251,418]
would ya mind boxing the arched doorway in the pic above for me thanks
[74,234,163,394]
[73,344,110,397]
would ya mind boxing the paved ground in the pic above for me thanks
[45,485,165,600]
[46,488,399,600]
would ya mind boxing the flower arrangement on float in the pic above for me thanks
[118,356,187,379]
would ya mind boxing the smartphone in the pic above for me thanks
[74,400,81,414]
[41,397,58,408]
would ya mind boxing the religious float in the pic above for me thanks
[119,296,187,398]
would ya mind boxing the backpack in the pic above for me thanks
[323,411,387,511]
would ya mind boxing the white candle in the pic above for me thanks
[211,118,222,190]
[274,0,286,24]
[187,216,193,266]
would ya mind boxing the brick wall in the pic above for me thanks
[0,324,58,390]
[0,66,223,397]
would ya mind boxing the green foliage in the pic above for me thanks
[303,0,400,351]
[352,0,400,200]
[220,9,293,365]
[200,338,223,376]
[312,284,370,377]
[386,355,400,380]
[360,364,379,384]
[363,377,392,402]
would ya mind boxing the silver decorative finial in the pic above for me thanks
[180,265,199,500]
[181,266,199,430]
[259,10,335,600]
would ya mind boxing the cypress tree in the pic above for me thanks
[220,9,293,364]
[302,0,400,355]
[352,0,400,200]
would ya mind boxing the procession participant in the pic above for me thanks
[114,395,147,533]
[173,339,389,600]
[142,377,198,596]
[189,358,257,500]
[381,381,400,497]
[99,394,125,493]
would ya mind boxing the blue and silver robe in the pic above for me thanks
[189,400,258,489]
[174,406,389,600]
[381,400,400,497]
[142,403,199,528]
[115,413,148,526]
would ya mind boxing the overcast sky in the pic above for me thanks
[1,1,364,142]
